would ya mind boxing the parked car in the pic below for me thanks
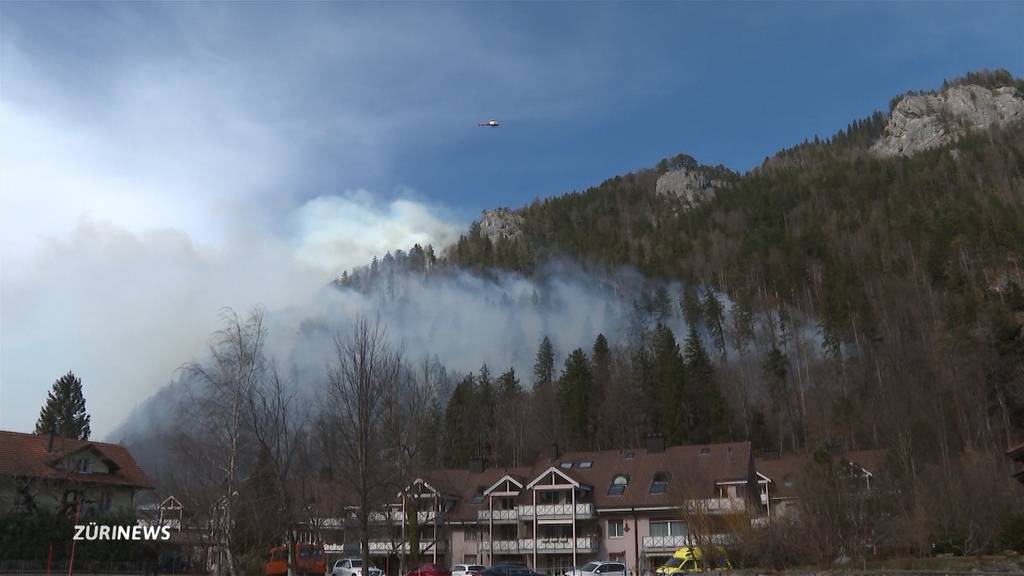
[333,558,384,576]
[407,564,452,576]
[565,562,627,576]
[481,565,542,576]
[453,564,486,576]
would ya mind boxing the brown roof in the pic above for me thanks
[0,430,153,490]
[422,441,754,522]
[756,449,887,499]
[1007,441,1024,458]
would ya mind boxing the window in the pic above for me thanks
[623,451,635,460]
[75,458,91,473]
[783,475,794,488]
[464,556,478,564]
[650,472,670,494]
[649,520,686,537]
[607,519,624,538]
[540,490,559,504]
[699,447,711,455]
[608,474,629,496]
[464,528,478,541]
[471,487,485,504]
[560,461,573,469]
[578,460,593,469]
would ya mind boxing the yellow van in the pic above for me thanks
[655,547,730,574]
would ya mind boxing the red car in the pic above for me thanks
[408,564,452,576]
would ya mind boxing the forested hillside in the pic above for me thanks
[351,71,1024,554]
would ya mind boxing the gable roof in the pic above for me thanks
[756,449,887,499]
[417,441,754,522]
[0,430,153,490]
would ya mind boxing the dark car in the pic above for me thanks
[408,564,452,576]
[481,565,542,576]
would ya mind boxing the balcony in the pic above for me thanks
[517,504,594,520]
[368,540,447,554]
[478,509,519,522]
[642,535,688,552]
[517,537,595,553]
[479,539,520,553]
[367,510,438,523]
[688,498,745,514]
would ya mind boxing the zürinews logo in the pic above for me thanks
[73,523,172,541]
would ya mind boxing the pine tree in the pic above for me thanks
[592,334,611,406]
[533,336,555,388]
[559,349,593,447]
[684,327,727,442]
[34,371,91,440]
[702,289,727,363]
[648,324,688,444]
[680,284,703,329]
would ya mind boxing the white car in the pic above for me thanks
[453,564,485,576]
[332,558,383,576]
[565,562,627,576]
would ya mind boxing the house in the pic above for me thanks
[1008,441,1024,485]
[304,439,758,576]
[755,449,886,519]
[0,430,153,517]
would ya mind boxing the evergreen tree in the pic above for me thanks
[533,336,555,388]
[444,375,477,467]
[763,348,790,452]
[681,284,704,329]
[647,324,689,444]
[592,334,611,405]
[702,289,728,363]
[684,326,727,442]
[34,371,91,440]
[559,349,593,447]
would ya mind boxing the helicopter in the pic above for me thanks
[477,119,500,127]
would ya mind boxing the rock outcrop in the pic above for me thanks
[655,166,720,206]
[871,85,1024,157]
[478,208,524,244]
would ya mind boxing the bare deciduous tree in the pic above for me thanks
[325,316,402,576]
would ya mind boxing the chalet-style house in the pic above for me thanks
[1008,441,1024,485]
[0,430,153,516]
[755,450,886,518]
[300,439,757,576]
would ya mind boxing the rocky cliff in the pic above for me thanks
[479,208,524,244]
[655,166,721,206]
[871,84,1024,157]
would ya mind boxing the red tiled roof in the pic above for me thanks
[0,430,153,490]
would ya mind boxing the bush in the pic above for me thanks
[999,512,1024,553]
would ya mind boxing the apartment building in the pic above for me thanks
[323,439,757,576]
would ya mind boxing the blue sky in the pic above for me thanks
[1,2,1022,435]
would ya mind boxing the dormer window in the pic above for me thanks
[560,461,573,469]
[578,460,593,469]
[471,487,485,504]
[650,472,671,494]
[608,474,629,496]
[76,458,91,473]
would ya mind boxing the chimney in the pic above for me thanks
[47,422,56,452]
[468,458,485,474]
[550,442,560,460]
[645,434,665,454]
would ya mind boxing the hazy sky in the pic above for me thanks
[1,2,1022,437]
